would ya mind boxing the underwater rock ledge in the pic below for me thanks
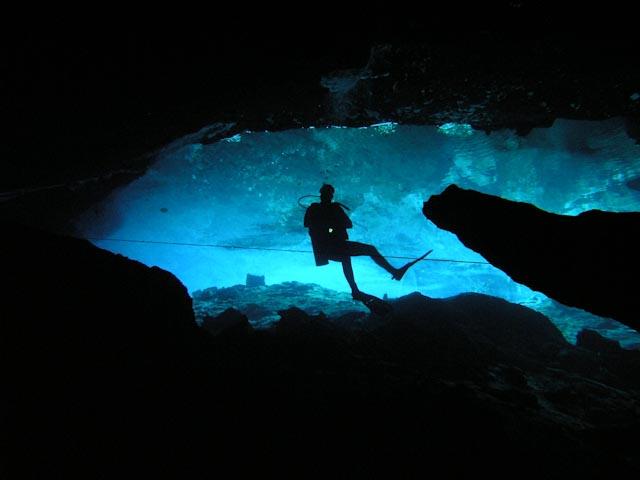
[423,184,640,332]
[193,281,369,328]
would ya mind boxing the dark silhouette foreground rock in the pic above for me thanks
[423,184,640,333]
[3,222,640,478]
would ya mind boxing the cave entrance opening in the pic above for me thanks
[78,118,640,346]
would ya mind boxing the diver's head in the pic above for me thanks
[319,183,334,203]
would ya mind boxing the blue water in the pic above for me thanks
[78,118,640,347]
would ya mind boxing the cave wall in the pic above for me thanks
[423,184,640,332]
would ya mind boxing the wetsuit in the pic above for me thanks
[304,202,352,266]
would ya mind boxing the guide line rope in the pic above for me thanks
[85,236,491,265]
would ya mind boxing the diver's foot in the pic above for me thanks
[352,290,366,301]
[352,290,377,308]
[391,250,433,280]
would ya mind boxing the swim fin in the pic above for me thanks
[392,249,433,280]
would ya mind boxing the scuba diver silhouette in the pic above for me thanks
[304,183,430,302]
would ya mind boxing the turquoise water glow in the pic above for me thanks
[78,118,640,346]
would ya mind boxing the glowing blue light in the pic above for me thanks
[438,123,474,136]
[78,118,640,346]
[223,134,242,143]
[370,122,398,134]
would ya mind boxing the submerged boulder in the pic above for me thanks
[201,308,253,337]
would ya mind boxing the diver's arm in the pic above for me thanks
[303,205,314,228]
[337,204,353,229]
[345,215,353,229]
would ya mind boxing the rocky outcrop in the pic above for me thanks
[200,292,640,477]
[4,25,640,235]
[193,281,368,327]
[423,184,640,332]
[2,221,205,477]
[322,41,640,133]
[2,221,198,342]
[3,221,640,477]
[201,307,253,337]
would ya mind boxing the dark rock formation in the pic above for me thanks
[2,221,205,478]
[4,221,640,477]
[2,222,198,349]
[193,281,368,326]
[4,11,640,234]
[201,307,253,337]
[423,184,640,332]
[578,329,625,355]
[323,40,640,133]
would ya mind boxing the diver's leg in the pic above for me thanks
[346,241,429,280]
[347,242,398,276]
[340,256,362,298]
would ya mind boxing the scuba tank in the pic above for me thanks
[297,194,350,211]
